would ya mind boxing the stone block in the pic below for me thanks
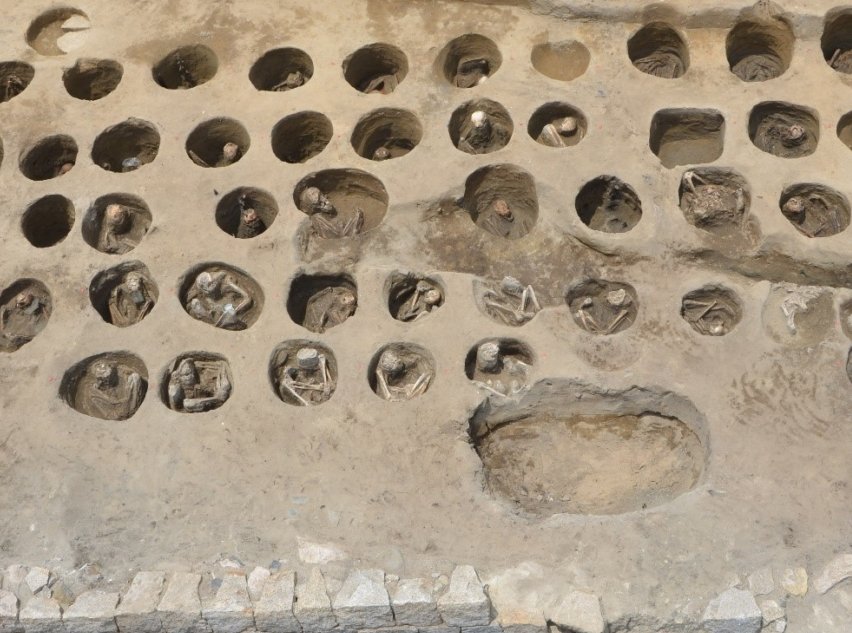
[25,569,51,595]
[357,627,416,633]
[759,600,784,626]
[702,588,761,633]
[246,569,270,605]
[546,591,604,633]
[0,590,18,632]
[202,574,255,633]
[779,568,807,597]
[420,626,460,633]
[157,572,211,633]
[115,571,166,633]
[746,568,774,596]
[332,569,393,629]
[390,579,440,627]
[814,552,852,594]
[461,621,502,633]
[437,567,490,627]
[64,590,119,633]
[253,571,299,633]
[19,596,63,633]
[294,569,336,632]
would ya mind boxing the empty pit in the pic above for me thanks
[215,187,278,239]
[386,273,445,322]
[726,17,793,82]
[351,108,422,161]
[748,102,819,158]
[528,102,587,148]
[678,167,750,234]
[779,183,850,238]
[272,112,333,164]
[822,9,852,73]
[448,99,513,155]
[178,263,264,331]
[60,352,148,421]
[575,175,642,233]
[89,261,158,327]
[343,43,408,94]
[469,380,708,516]
[0,278,52,353]
[185,118,250,168]
[681,285,743,336]
[269,340,338,406]
[26,8,89,56]
[566,279,639,335]
[81,193,152,254]
[21,195,75,248]
[160,352,233,413]
[627,22,689,79]
[92,118,160,173]
[439,34,502,88]
[20,135,77,181]
[249,47,313,91]
[650,109,725,168]
[368,343,435,401]
[462,164,538,239]
[287,273,357,333]
[0,61,34,103]
[153,45,218,89]
[530,40,590,81]
[293,169,389,234]
[62,58,123,100]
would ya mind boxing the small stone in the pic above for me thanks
[774,619,787,632]
[64,590,119,633]
[759,600,784,625]
[391,578,441,627]
[115,571,166,633]
[0,589,18,631]
[26,568,51,595]
[332,569,393,628]
[297,538,348,565]
[157,572,211,633]
[702,588,761,633]
[294,568,336,631]
[201,573,254,633]
[254,571,299,633]
[546,591,604,633]
[814,553,852,594]
[747,568,774,596]
[437,566,490,627]
[19,596,63,633]
[779,568,808,597]
[247,567,270,603]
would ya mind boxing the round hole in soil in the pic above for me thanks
[20,135,77,181]
[678,167,750,234]
[160,352,233,414]
[628,22,689,78]
[92,118,160,173]
[185,118,250,168]
[63,58,123,100]
[822,10,852,73]
[249,47,313,91]
[575,176,642,233]
[566,279,639,335]
[351,108,422,161]
[22,195,75,247]
[530,40,590,81]
[449,99,513,155]
[439,34,502,87]
[837,111,852,150]
[778,183,850,238]
[293,168,389,235]
[269,340,338,406]
[0,279,52,353]
[272,111,332,164]
[287,273,358,333]
[215,187,278,239]
[89,261,158,327]
[343,43,408,94]
[465,338,533,397]
[153,45,218,89]
[386,272,445,322]
[462,164,538,240]
[649,108,725,168]
[26,8,90,56]
[368,342,435,401]
[178,262,264,331]
[528,102,587,148]
[81,193,152,255]
[748,101,819,159]
[60,351,148,421]
[726,17,793,82]
[681,285,743,336]
[0,61,35,103]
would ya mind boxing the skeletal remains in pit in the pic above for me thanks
[388,276,444,322]
[466,339,532,398]
[233,196,265,239]
[679,169,748,232]
[184,269,254,330]
[189,141,241,168]
[749,103,818,158]
[476,276,541,326]
[779,184,850,238]
[372,344,433,401]
[536,116,583,147]
[575,176,642,233]
[779,285,826,334]
[298,187,364,239]
[456,109,511,154]
[568,281,638,335]
[63,354,146,421]
[166,355,232,413]
[475,198,533,239]
[822,10,852,73]
[628,22,689,79]
[681,286,742,336]
[304,286,356,333]
[271,344,336,406]
[0,62,33,103]
[0,281,51,352]
[107,270,155,327]
[100,204,137,253]
[454,58,490,87]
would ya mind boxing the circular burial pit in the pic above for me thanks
[63,58,123,100]
[89,261,158,327]
[272,112,333,164]
[287,273,357,333]
[22,195,75,248]
[293,169,389,234]
[726,17,793,82]
[439,34,502,88]
[185,118,250,168]
[343,43,408,94]
[269,340,338,407]
[153,45,218,89]
[449,99,513,155]
[0,61,35,103]
[628,22,689,78]
[386,272,445,322]
[575,175,642,233]
[178,263,264,331]
[92,118,160,173]
[20,135,77,181]
[469,380,708,516]
[822,10,852,73]
[748,102,819,159]
[678,167,750,234]
[778,183,850,238]
[215,187,278,239]
[650,108,725,168]
[566,279,639,335]
[160,352,233,414]
[528,102,587,148]
[462,164,538,240]
[530,40,590,81]
[368,343,435,401]
[81,193,152,254]
[0,279,52,353]
[249,47,313,91]
[26,8,90,56]
[351,108,422,161]
[681,285,743,336]
[60,352,148,421]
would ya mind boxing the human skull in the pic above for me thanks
[177,359,198,384]
[784,124,805,143]
[300,187,333,214]
[424,288,442,306]
[126,272,143,292]
[15,292,34,309]
[501,276,524,296]
[606,288,630,307]
[296,347,320,370]
[379,350,405,376]
[105,203,128,227]
[373,147,391,161]
[783,196,806,220]
[196,271,217,294]
[493,199,512,219]
[476,341,501,373]
[242,208,260,225]
[340,290,356,307]
[93,362,117,385]
[557,117,578,135]
[222,142,239,161]
[471,110,487,127]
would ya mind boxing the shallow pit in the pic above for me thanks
[566,279,639,335]
[368,343,435,401]
[439,34,502,88]
[448,99,513,154]
[386,273,445,322]
[153,45,218,89]
[681,285,743,336]
[530,40,590,81]
[575,176,642,233]
[216,187,278,239]
[20,135,77,181]
[92,118,160,173]
[287,273,358,333]
[0,62,35,103]
[161,352,233,413]
[528,102,587,148]
[89,261,158,327]
[272,112,332,164]
[185,118,250,168]
[0,279,52,353]
[22,195,75,248]
[650,109,725,168]
[351,108,422,161]
[293,169,389,234]
[628,22,689,78]
[178,263,264,331]
[465,338,533,398]
[63,58,123,100]
[60,352,148,421]
[469,380,708,516]
[26,8,89,56]
[678,167,750,234]
[778,183,850,238]
[762,284,834,347]
[81,193,152,254]
[748,102,819,158]
[249,47,313,91]
[726,17,793,82]
[343,43,408,94]
[473,276,541,327]
[822,9,852,73]
[462,164,538,240]
[269,340,338,406]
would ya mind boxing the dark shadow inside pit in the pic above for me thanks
[81,193,152,254]
[215,187,278,239]
[628,22,689,78]
[63,58,123,100]
[530,40,590,81]
[779,183,850,238]
[822,10,852,73]
[22,195,75,248]
[448,99,513,154]
[269,340,338,406]
[343,43,408,94]
[462,164,538,240]
[249,47,313,91]
[386,272,445,322]
[153,45,218,89]
[178,263,264,331]
[678,167,751,234]
[528,102,587,148]
[841,301,852,340]
[0,279,52,353]
[351,108,422,160]
[468,379,708,516]
[92,118,160,173]
[287,273,357,333]
[726,18,793,82]
[566,279,639,335]
[649,109,725,168]
[837,111,852,150]
[26,7,88,56]
[681,285,743,336]
[439,34,502,87]
[185,118,250,168]
[60,352,148,420]
[89,261,158,327]
[0,61,35,103]
[293,169,389,233]
[160,352,232,413]
[575,176,642,233]
[20,135,77,181]
[272,112,332,164]
[748,102,819,158]
[367,342,435,401]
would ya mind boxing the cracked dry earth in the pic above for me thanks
[0,0,851,630]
